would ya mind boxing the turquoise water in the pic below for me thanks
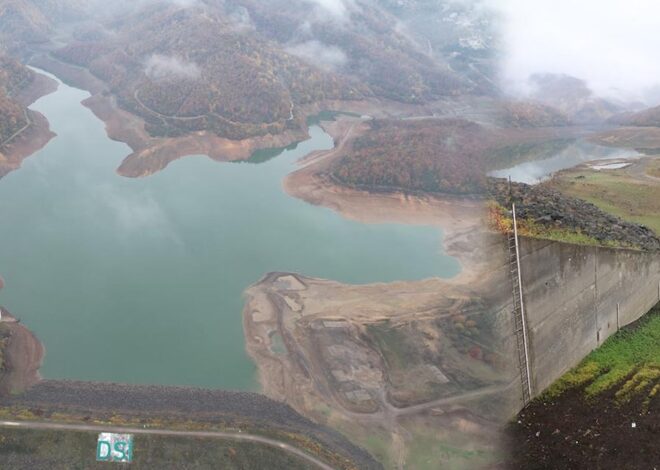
[490,140,641,184]
[0,75,460,390]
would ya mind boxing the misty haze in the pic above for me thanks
[0,1,659,469]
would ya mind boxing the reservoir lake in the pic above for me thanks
[489,140,641,184]
[0,73,460,390]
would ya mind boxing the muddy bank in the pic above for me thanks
[85,92,312,178]
[0,72,58,179]
[242,264,517,468]
[0,308,44,395]
[247,121,519,466]
[285,118,495,283]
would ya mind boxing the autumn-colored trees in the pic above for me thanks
[497,101,571,128]
[239,0,470,103]
[0,55,32,146]
[52,5,363,140]
[333,119,491,195]
[47,0,480,140]
[331,118,579,196]
[609,105,660,128]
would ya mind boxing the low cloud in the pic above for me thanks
[227,5,254,32]
[144,55,201,81]
[165,0,199,6]
[306,0,355,23]
[99,0,200,12]
[310,0,348,17]
[488,0,660,103]
[286,40,347,71]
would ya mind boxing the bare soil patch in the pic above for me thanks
[506,376,659,469]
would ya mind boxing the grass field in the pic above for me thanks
[544,304,660,405]
[546,165,660,235]
[647,159,660,178]
[404,430,495,470]
[335,415,502,470]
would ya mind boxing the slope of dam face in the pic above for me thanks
[517,238,660,397]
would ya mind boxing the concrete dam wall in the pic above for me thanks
[517,238,660,396]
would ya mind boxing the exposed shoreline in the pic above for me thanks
[0,307,44,396]
[30,53,314,177]
[249,116,503,408]
[283,118,492,284]
[242,257,514,468]
[243,117,516,467]
[29,53,418,179]
[0,73,58,179]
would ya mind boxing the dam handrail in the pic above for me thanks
[511,203,533,405]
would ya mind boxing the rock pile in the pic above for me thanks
[490,179,660,251]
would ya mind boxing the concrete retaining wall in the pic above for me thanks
[517,238,660,396]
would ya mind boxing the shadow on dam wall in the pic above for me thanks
[514,237,660,399]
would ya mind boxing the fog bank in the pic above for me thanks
[491,0,660,103]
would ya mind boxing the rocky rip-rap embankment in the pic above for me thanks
[490,180,660,251]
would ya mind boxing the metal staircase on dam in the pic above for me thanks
[508,204,533,406]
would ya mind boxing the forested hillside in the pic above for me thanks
[375,0,499,95]
[0,0,502,141]
[497,101,571,128]
[609,105,660,127]
[331,118,575,195]
[44,0,489,140]
[529,73,625,124]
[0,55,33,147]
[0,0,51,53]
[332,119,491,195]
[54,3,367,139]
[235,0,472,102]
